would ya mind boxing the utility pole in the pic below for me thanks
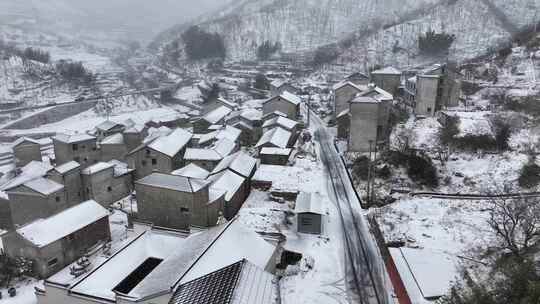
[366,140,373,204]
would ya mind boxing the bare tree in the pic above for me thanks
[487,196,540,258]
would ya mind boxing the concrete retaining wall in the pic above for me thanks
[2,101,97,130]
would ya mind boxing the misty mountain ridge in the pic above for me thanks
[157,0,540,66]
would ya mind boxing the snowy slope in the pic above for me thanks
[158,0,540,64]
[159,0,444,61]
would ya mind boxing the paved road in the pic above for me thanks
[310,111,391,304]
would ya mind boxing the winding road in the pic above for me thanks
[309,110,392,304]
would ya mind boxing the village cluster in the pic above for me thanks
[0,79,324,303]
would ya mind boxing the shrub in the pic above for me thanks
[418,30,456,56]
[519,161,540,188]
[454,135,497,151]
[22,47,50,63]
[55,60,94,84]
[407,154,439,187]
[257,40,281,60]
[492,119,511,151]
[182,26,226,60]
[352,156,370,180]
[254,74,270,90]
[312,45,339,67]
[439,116,460,145]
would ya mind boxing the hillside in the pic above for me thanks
[157,0,540,65]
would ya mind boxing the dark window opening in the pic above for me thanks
[72,144,78,151]
[55,196,61,202]
[107,186,112,192]
[151,159,157,166]
[180,207,190,213]
[113,258,163,294]
[47,258,58,267]
[276,250,302,269]
[427,107,432,113]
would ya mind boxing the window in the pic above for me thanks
[72,144,78,151]
[87,188,90,194]
[427,107,432,114]
[107,186,112,192]
[47,258,58,267]
[180,207,190,213]
[151,159,157,166]
[55,196,61,202]
[300,217,313,226]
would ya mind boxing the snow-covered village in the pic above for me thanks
[0,1,539,304]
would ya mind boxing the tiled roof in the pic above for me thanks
[170,260,243,304]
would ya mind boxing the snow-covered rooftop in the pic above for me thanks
[255,127,292,149]
[1,161,53,191]
[371,66,401,75]
[351,96,380,104]
[270,79,287,88]
[184,148,223,161]
[17,200,108,247]
[279,91,302,106]
[54,133,96,144]
[252,164,303,191]
[148,128,192,157]
[213,138,237,158]
[53,161,81,174]
[199,125,241,145]
[81,162,115,175]
[68,219,275,302]
[262,116,298,130]
[100,133,124,145]
[172,163,210,179]
[211,151,257,178]
[96,120,123,131]
[390,247,458,301]
[136,173,209,193]
[12,136,40,147]
[262,111,287,120]
[170,259,278,304]
[203,106,233,124]
[24,177,64,195]
[331,81,366,91]
[240,108,262,121]
[295,192,324,215]
[260,147,292,156]
[217,97,237,109]
[209,170,245,202]
[108,160,134,177]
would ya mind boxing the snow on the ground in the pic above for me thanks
[238,146,348,304]
[440,152,529,193]
[0,279,41,304]
[174,85,202,102]
[374,198,493,258]
[8,106,187,135]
